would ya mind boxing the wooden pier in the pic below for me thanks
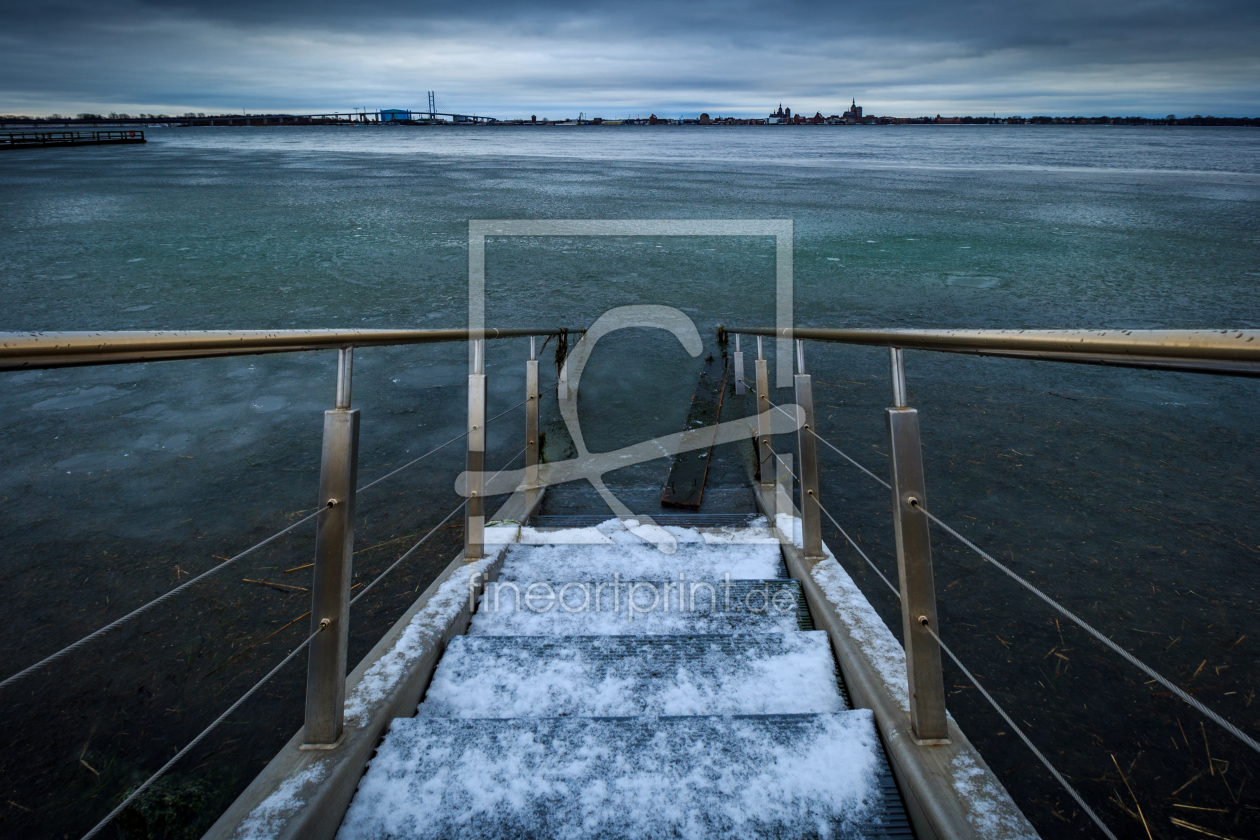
[1,130,146,150]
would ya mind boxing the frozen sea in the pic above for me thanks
[1,125,1258,838]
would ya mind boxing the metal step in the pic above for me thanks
[531,512,762,528]
[498,541,787,582]
[338,712,911,840]
[420,632,849,718]
[469,579,814,636]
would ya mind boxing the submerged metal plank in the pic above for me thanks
[661,353,730,508]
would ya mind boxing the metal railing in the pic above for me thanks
[725,326,1260,838]
[730,327,1260,377]
[0,326,568,837]
[0,327,552,369]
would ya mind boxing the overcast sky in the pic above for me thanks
[2,0,1257,117]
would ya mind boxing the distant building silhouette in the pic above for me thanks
[767,104,792,124]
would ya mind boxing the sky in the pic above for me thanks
[1,0,1258,118]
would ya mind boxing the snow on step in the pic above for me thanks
[468,579,810,635]
[419,632,846,718]
[497,541,784,582]
[488,516,780,549]
[338,711,898,840]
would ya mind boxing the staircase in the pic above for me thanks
[337,519,912,839]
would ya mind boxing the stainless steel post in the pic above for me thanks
[465,339,486,561]
[303,347,360,748]
[885,347,948,743]
[755,337,773,488]
[890,347,908,408]
[734,334,746,395]
[525,338,540,512]
[775,451,794,524]
[557,336,570,401]
[795,341,824,561]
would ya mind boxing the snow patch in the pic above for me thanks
[515,517,777,548]
[484,523,522,544]
[342,556,495,727]
[497,541,783,582]
[774,513,804,548]
[337,713,885,840]
[517,525,614,544]
[420,633,846,718]
[235,763,328,840]
[809,547,910,714]
[951,751,1040,839]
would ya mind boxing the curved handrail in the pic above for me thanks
[0,327,574,370]
[723,327,1260,376]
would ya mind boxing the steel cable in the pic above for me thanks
[807,491,1117,838]
[0,501,332,691]
[356,394,534,495]
[79,435,535,838]
[350,443,529,607]
[913,499,1260,757]
[762,442,800,481]
[810,494,900,599]
[919,620,1119,840]
[350,500,467,607]
[4,381,553,691]
[79,624,325,840]
[741,377,889,489]
[741,375,1259,812]
[756,375,1260,758]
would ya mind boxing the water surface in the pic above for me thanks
[1,125,1258,839]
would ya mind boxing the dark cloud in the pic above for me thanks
[1,0,1257,115]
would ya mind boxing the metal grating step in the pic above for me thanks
[530,512,762,528]
[338,712,912,840]
[420,632,850,717]
[498,541,786,582]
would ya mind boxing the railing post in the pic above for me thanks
[525,337,540,513]
[734,334,746,396]
[794,340,824,561]
[885,347,949,743]
[465,338,486,561]
[755,337,773,489]
[775,451,794,526]
[303,347,360,748]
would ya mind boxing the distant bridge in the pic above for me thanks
[0,110,499,129]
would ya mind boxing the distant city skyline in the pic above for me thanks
[1,1,1257,118]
